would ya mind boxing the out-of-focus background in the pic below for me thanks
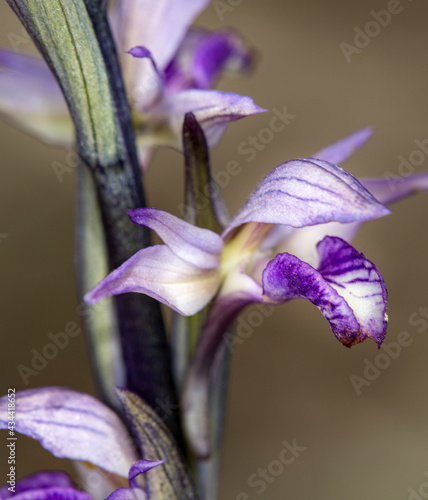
[1,1,428,498]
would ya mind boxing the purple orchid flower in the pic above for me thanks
[0,0,262,169]
[0,388,194,500]
[85,128,395,348]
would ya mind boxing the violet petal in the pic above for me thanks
[84,245,221,316]
[0,49,72,146]
[5,487,91,500]
[164,28,253,93]
[224,158,390,238]
[263,237,387,347]
[361,172,428,205]
[128,208,223,269]
[128,460,167,488]
[0,472,74,499]
[0,388,137,477]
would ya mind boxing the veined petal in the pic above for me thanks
[262,237,387,347]
[313,127,373,165]
[85,245,221,316]
[223,158,390,238]
[0,388,137,477]
[144,89,266,149]
[164,28,253,93]
[128,208,223,269]
[0,49,72,146]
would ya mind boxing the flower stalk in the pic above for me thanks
[6,0,180,437]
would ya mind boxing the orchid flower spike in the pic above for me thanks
[0,0,263,169]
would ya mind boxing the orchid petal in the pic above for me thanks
[164,28,253,93]
[5,487,91,500]
[361,172,428,205]
[0,388,137,477]
[263,237,387,347]
[0,49,72,146]
[85,245,221,316]
[313,127,373,165]
[183,271,263,458]
[128,208,223,269]
[128,460,167,488]
[107,489,145,500]
[111,0,210,72]
[145,89,266,149]
[0,472,75,499]
[224,158,390,238]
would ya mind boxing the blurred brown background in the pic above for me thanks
[1,1,428,498]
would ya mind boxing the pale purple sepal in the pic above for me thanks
[84,245,221,316]
[128,208,224,269]
[183,272,263,458]
[223,158,390,238]
[361,172,428,205]
[3,487,92,500]
[0,49,71,146]
[313,127,374,165]
[0,472,74,499]
[0,388,138,477]
[263,236,387,347]
[146,89,266,148]
[164,28,253,93]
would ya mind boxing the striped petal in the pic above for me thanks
[263,236,387,347]
[128,208,223,269]
[223,158,390,238]
[85,245,221,316]
[0,388,138,477]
